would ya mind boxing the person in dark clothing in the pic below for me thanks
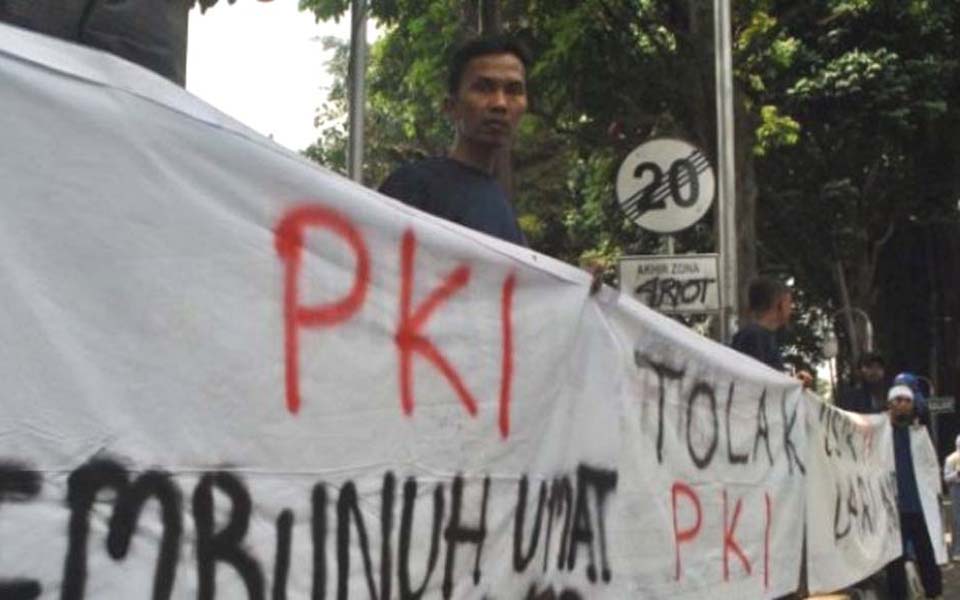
[379,36,529,246]
[731,277,791,370]
[380,156,525,245]
[0,0,190,85]
[731,277,811,386]
[836,352,888,413]
[885,384,944,599]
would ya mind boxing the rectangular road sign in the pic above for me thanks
[619,254,720,314]
[927,396,955,414]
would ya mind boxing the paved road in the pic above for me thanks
[942,560,960,599]
[813,559,960,599]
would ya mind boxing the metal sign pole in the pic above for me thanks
[713,0,737,342]
[347,0,367,183]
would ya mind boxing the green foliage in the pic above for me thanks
[754,106,799,156]
[748,0,959,369]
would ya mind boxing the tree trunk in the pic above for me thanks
[476,0,514,198]
[479,0,501,34]
[734,92,758,319]
[458,1,479,37]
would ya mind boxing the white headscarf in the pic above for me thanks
[887,384,914,401]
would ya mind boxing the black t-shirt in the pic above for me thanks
[836,383,887,414]
[730,322,784,371]
[379,157,526,245]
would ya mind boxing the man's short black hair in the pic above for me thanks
[747,276,790,313]
[447,35,531,95]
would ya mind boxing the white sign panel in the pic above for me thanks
[805,401,901,594]
[615,138,716,234]
[927,396,955,414]
[0,23,905,600]
[619,254,720,313]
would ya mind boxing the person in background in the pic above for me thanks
[944,435,960,561]
[0,0,189,85]
[836,352,888,413]
[731,277,812,386]
[885,384,944,599]
[731,277,791,370]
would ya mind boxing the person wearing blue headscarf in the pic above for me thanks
[885,385,944,598]
[893,372,931,427]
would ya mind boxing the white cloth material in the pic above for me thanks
[805,403,902,594]
[943,451,960,487]
[888,385,913,401]
[945,451,960,556]
[0,22,931,599]
[911,426,948,565]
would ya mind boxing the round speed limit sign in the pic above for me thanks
[615,138,716,234]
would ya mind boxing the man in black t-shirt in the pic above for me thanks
[731,277,812,388]
[732,319,784,370]
[836,353,888,413]
[380,156,525,245]
[379,36,529,246]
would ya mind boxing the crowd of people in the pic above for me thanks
[733,276,955,599]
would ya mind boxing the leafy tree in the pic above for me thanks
[748,0,960,369]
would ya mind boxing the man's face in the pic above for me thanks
[889,394,914,422]
[860,361,885,385]
[446,52,527,150]
[774,292,794,327]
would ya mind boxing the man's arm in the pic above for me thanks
[945,455,959,484]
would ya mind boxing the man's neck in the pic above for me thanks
[449,141,497,174]
[890,413,913,427]
[754,313,781,331]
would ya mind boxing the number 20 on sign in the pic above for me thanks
[615,138,716,234]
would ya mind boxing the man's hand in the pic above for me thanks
[579,257,606,296]
[795,369,814,389]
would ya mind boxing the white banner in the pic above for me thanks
[805,400,901,593]
[608,305,805,598]
[0,23,879,599]
[911,426,949,566]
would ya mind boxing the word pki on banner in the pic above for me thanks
[274,205,518,438]
[671,482,774,588]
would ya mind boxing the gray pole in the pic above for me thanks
[713,0,738,342]
[347,0,367,183]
